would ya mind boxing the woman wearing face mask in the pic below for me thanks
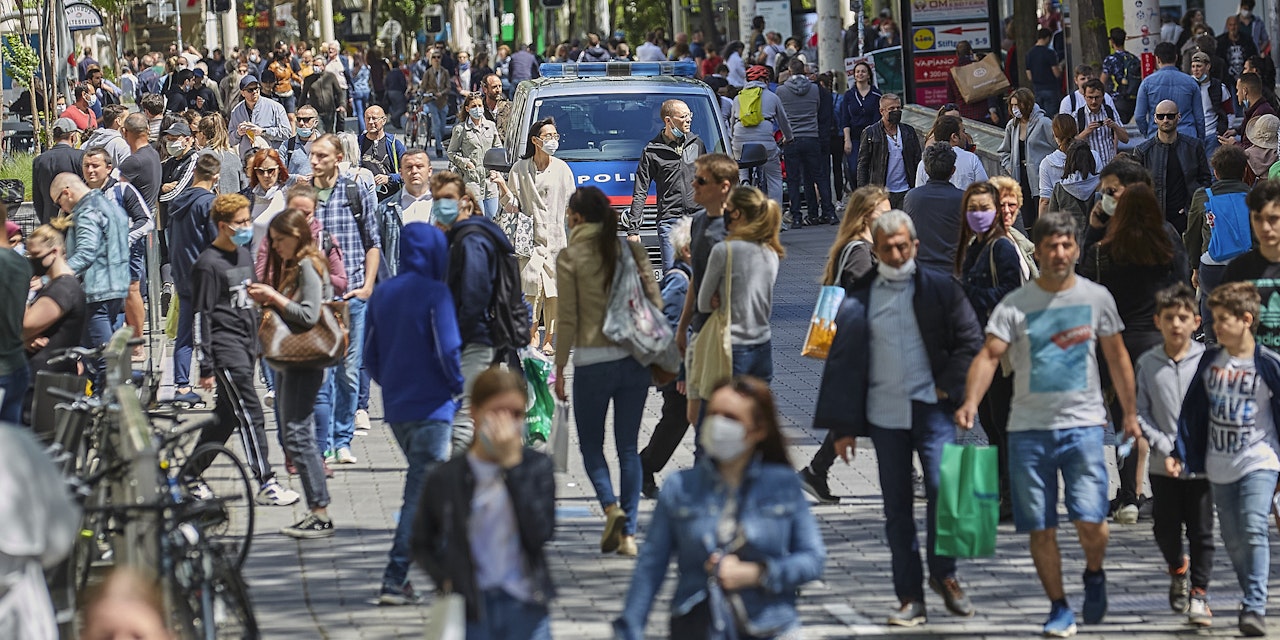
[954,182,1026,519]
[198,114,249,195]
[698,186,784,383]
[494,117,575,355]
[554,186,662,558]
[448,93,501,217]
[245,149,292,256]
[410,367,556,639]
[248,208,336,538]
[998,87,1057,229]
[1079,182,1188,524]
[22,225,86,421]
[615,376,825,640]
[989,176,1039,276]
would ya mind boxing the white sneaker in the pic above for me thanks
[263,390,275,409]
[336,447,358,464]
[354,409,371,434]
[1114,504,1139,524]
[256,479,301,506]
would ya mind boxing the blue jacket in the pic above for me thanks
[365,223,463,424]
[659,260,691,328]
[813,266,983,437]
[64,189,130,303]
[614,457,825,640]
[1135,65,1206,139]
[164,186,217,297]
[445,216,512,346]
[1174,344,1280,475]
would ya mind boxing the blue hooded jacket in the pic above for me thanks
[166,186,217,297]
[365,223,464,424]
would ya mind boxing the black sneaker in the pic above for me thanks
[281,513,335,539]
[642,474,660,500]
[1240,610,1267,637]
[798,467,839,504]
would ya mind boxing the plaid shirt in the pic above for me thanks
[315,175,381,291]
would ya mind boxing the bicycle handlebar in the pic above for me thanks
[46,339,145,366]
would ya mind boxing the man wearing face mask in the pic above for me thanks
[1237,0,1270,59]
[166,154,223,406]
[159,121,199,206]
[815,208,984,627]
[1191,52,1233,158]
[857,93,921,210]
[284,105,321,177]
[59,83,98,132]
[1132,100,1212,234]
[629,99,705,271]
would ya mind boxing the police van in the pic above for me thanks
[484,61,730,273]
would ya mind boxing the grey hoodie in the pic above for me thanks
[776,76,819,138]
[1136,340,1206,478]
[82,127,132,167]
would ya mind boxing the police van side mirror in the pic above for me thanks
[483,148,512,173]
[738,143,767,170]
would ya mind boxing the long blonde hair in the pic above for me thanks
[725,186,785,257]
[27,224,65,252]
[822,185,887,285]
[198,112,232,152]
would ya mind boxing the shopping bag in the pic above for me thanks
[550,401,571,473]
[949,54,1010,103]
[521,349,555,444]
[934,443,999,558]
[687,244,734,399]
[165,294,179,340]
[801,286,845,359]
[424,592,466,640]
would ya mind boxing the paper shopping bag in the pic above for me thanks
[949,54,1010,103]
[934,443,1000,558]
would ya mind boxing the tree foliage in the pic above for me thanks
[614,0,669,44]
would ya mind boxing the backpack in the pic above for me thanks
[738,87,764,127]
[1119,51,1142,98]
[341,178,394,284]
[1205,188,1252,262]
[450,222,532,363]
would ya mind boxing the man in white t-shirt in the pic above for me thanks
[914,115,987,191]
[956,210,1142,638]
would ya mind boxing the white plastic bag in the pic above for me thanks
[425,593,466,640]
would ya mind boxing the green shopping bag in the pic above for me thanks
[521,353,554,444]
[934,443,999,558]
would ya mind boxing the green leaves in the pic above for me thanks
[3,35,39,86]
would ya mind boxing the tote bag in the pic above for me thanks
[689,243,734,398]
[934,443,1000,558]
[602,241,679,373]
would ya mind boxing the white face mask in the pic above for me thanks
[541,139,559,155]
[877,257,917,281]
[1011,106,1023,120]
[700,415,749,462]
[1101,193,1118,216]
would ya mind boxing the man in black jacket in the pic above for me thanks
[815,209,983,627]
[629,99,705,271]
[903,143,965,272]
[1131,100,1212,234]
[32,119,85,224]
[856,93,921,209]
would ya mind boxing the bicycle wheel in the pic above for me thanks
[180,548,259,640]
[179,444,255,571]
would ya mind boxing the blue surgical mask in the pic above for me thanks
[297,127,314,138]
[670,125,685,139]
[231,226,253,246]
[433,198,460,225]
[468,106,484,120]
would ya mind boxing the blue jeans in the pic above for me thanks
[574,357,650,536]
[0,365,30,424]
[84,298,124,389]
[482,196,499,218]
[425,102,447,150]
[1198,262,1227,342]
[316,296,367,453]
[358,365,371,412]
[732,341,773,383]
[1202,133,1221,162]
[657,216,681,272]
[173,292,194,387]
[1008,426,1110,532]
[353,92,370,132]
[869,401,957,603]
[784,137,834,222]
[382,419,452,589]
[1212,469,1278,614]
[466,589,551,640]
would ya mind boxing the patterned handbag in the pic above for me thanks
[495,209,535,258]
[259,300,350,369]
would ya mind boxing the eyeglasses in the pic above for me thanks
[539,133,561,141]
[297,117,318,124]
[1155,112,1179,120]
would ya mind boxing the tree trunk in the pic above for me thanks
[698,0,716,48]
[1070,0,1108,68]
[1011,0,1039,89]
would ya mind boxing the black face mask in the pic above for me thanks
[28,253,51,277]
[887,110,903,125]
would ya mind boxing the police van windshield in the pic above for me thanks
[530,93,725,161]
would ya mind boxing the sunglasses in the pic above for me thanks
[1155,112,1178,120]
[255,167,279,174]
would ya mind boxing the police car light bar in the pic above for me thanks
[539,61,698,78]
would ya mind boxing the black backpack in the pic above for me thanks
[450,222,531,364]
[1074,103,1117,133]
[1119,51,1142,98]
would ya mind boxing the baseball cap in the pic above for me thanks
[162,121,192,137]
[1191,51,1211,64]
[52,117,80,135]
[239,75,260,89]
[192,68,205,78]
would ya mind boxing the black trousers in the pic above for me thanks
[640,385,689,477]
[189,350,274,486]
[1149,474,1215,590]
[977,370,1014,506]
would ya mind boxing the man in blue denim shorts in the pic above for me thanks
[957,211,1143,638]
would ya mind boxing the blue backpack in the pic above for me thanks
[1206,188,1252,263]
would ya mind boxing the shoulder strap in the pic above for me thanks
[343,178,372,251]
[724,241,733,326]
[1104,104,1116,121]
[836,239,863,282]
[1075,106,1087,132]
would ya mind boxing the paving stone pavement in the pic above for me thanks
[228,224,1280,639]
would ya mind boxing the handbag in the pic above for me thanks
[688,243,734,399]
[495,209,535,258]
[801,241,857,360]
[602,240,679,373]
[424,592,467,640]
[258,300,350,369]
[949,53,1010,103]
[934,443,1000,558]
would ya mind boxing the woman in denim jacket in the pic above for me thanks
[615,376,825,639]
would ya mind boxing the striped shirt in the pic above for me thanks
[1076,105,1118,165]
[867,275,936,429]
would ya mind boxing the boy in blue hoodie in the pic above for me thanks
[1135,283,1212,626]
[365,222,464,605]
[1170,281,1280,637]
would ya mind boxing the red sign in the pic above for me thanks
[914,54,954,84]
[1141,52,1157,77]
[915,84,950,108]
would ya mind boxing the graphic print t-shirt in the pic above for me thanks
[1222,249,1280,349]
[191,245,260,368]
[1203,350,1280,484]
[986,277,1124,431]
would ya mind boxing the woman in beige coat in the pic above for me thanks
[495,117,576,354]
[447,93,502,216]
[553,186,662,558]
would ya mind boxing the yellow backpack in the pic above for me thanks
[738,87,764,127]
